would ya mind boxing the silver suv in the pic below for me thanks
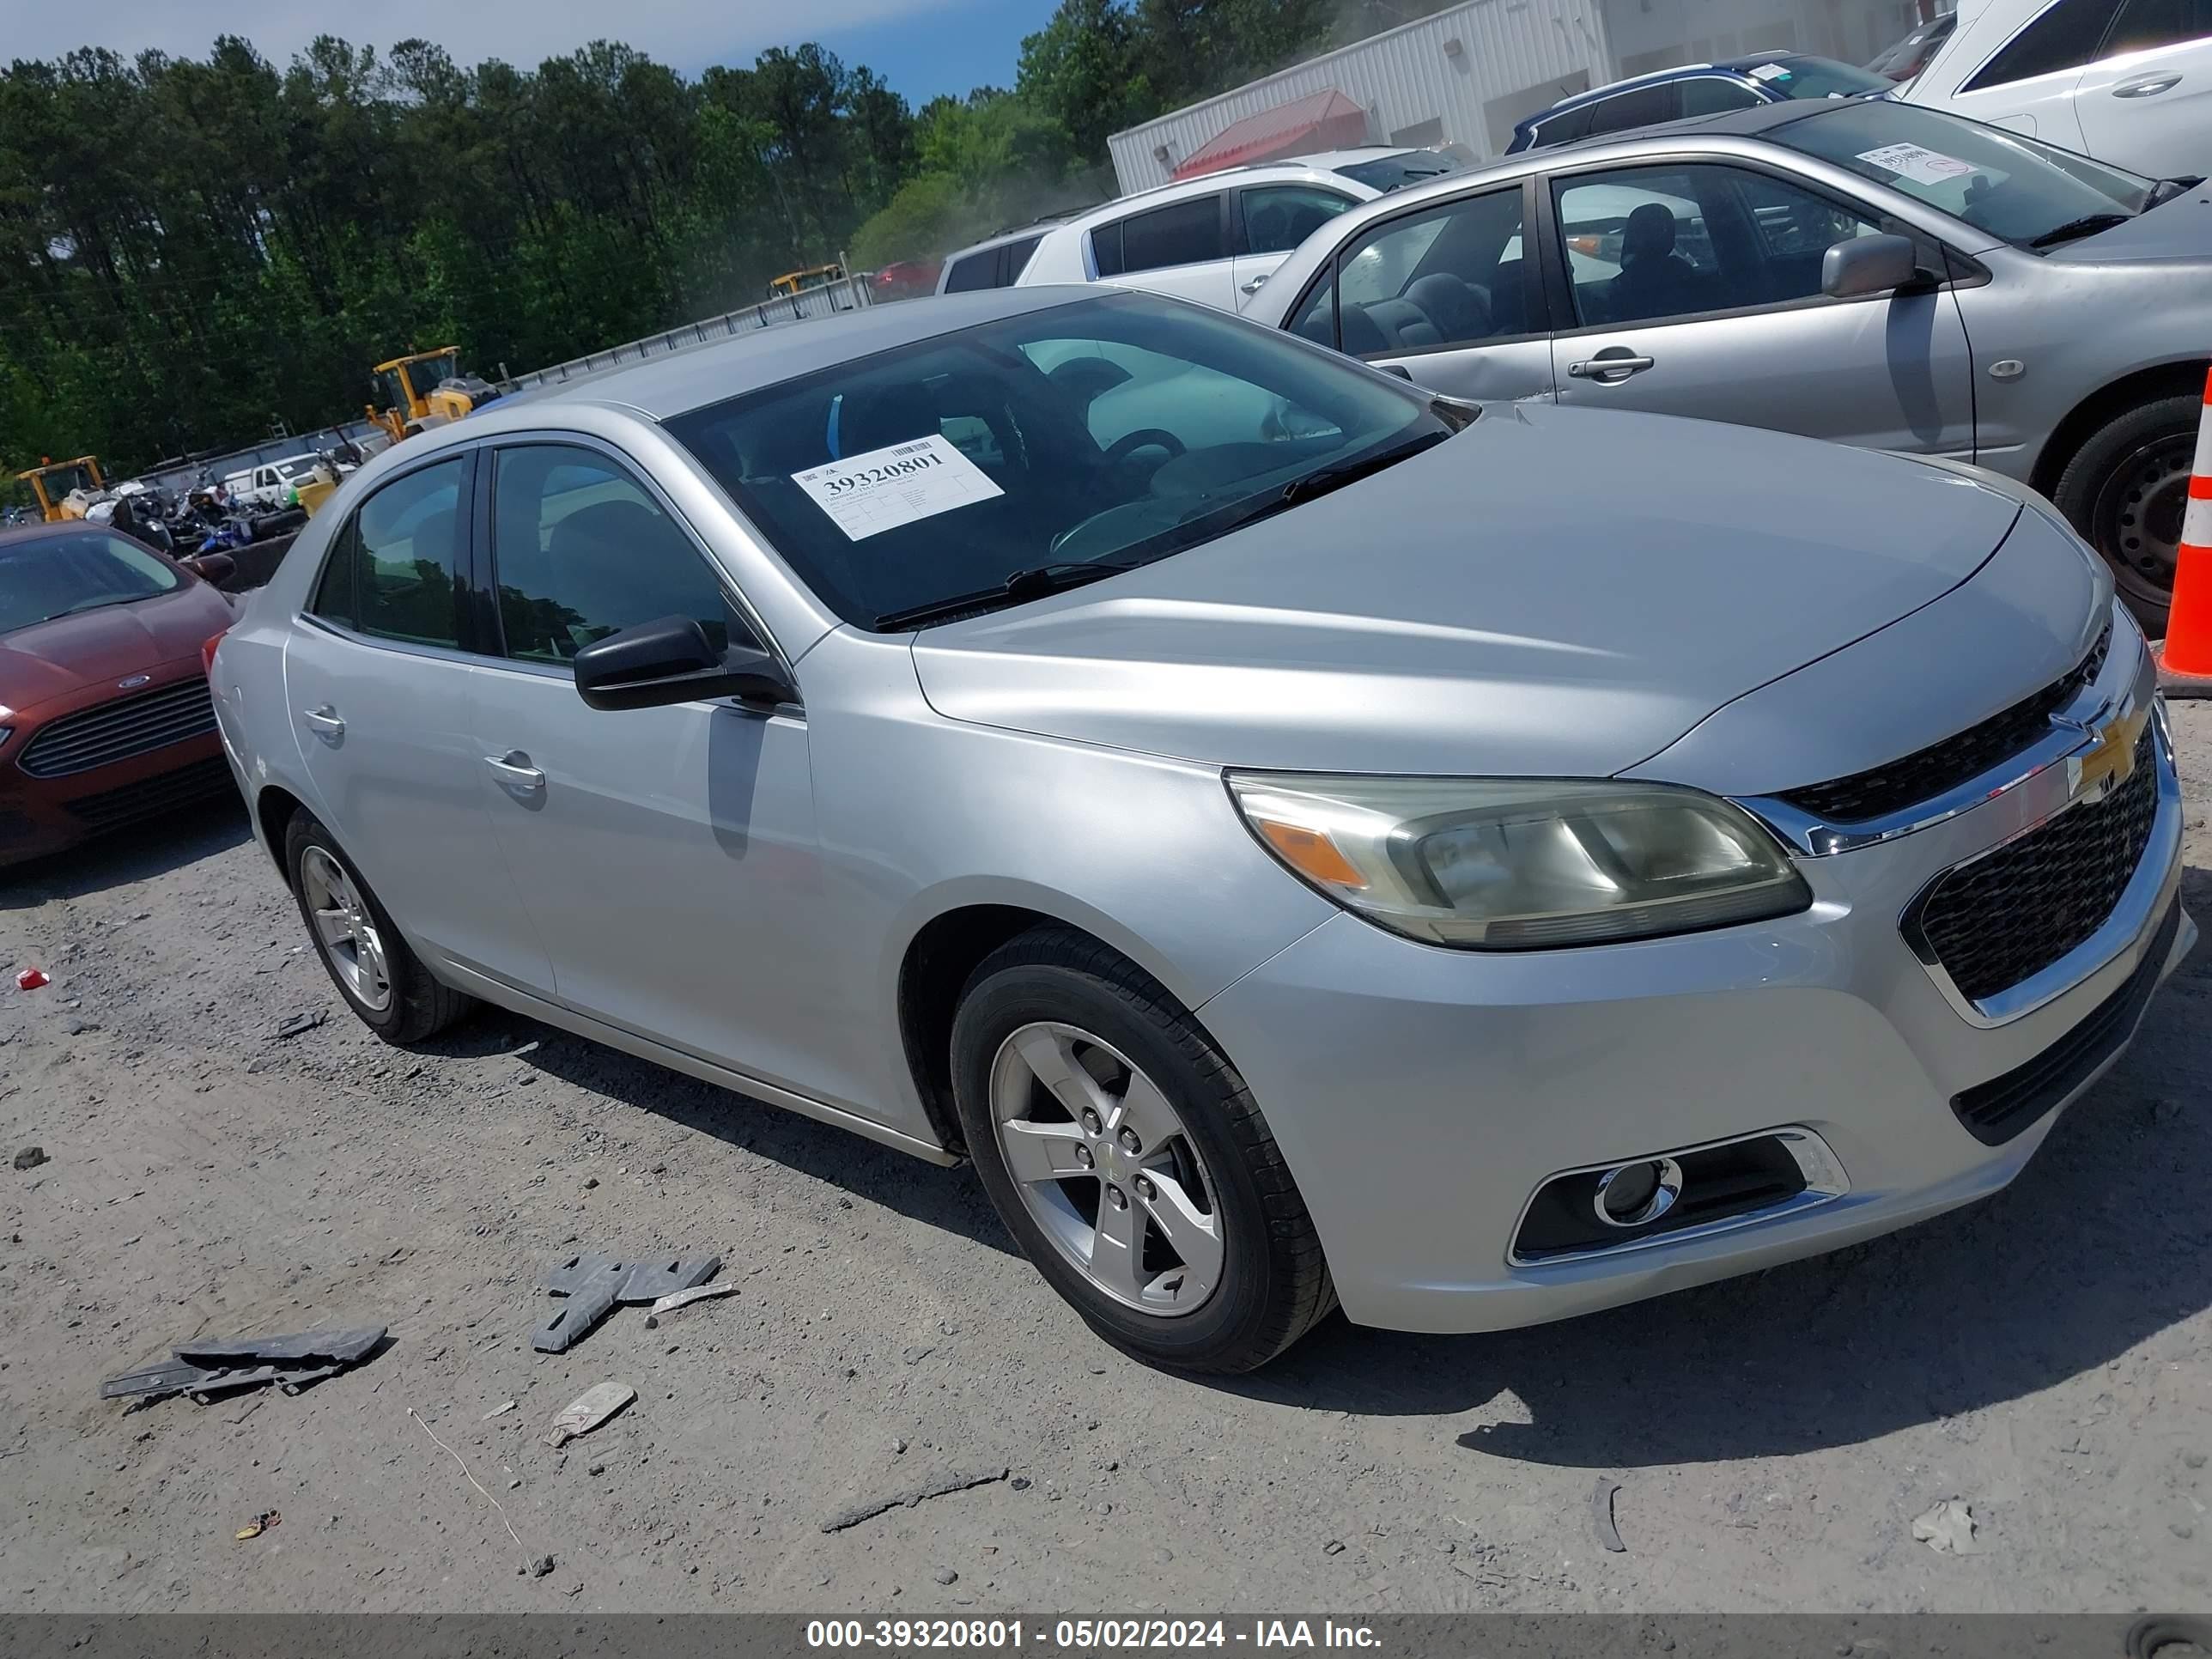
[213,286,2191,1371]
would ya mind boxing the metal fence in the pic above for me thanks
[500,274,881,397]
[123,273,885,495]
[131,421,383,500]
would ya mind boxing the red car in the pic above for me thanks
[872,258,944,301]
[0,522,239,866]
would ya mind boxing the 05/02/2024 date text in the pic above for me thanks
[805,1620,1383,1650]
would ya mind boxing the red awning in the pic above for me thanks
[1169,89,1371,181]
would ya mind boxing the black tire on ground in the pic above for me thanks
[2052,392,2203,632]
[949,926,1335,1373]
[282,809,474,1044]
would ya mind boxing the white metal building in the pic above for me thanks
[1108,0,1613,193]
[1106,0,1924,194]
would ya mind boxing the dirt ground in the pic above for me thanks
[2,706,2208,1617]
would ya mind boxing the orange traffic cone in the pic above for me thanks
[2152,364,2212,697]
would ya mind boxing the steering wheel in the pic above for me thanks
[1105,428,1186,465]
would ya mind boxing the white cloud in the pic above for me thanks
[0,0,956,74]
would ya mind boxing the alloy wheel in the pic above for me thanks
[299,846,392,1013]
[988,1021,1224,1316]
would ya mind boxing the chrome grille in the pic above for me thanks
[1909,727,2159,1006]
[1779,623,2111,824]
[16,678,216,779]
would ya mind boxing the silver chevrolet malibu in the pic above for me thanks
[211,286,2194,1372]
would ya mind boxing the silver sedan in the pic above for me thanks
[1243,97,2212,626]
[211,285,2192,1371]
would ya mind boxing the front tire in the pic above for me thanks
[950,927,1334,1372]
[2053,392,2201,629]
[283,811,473,1043]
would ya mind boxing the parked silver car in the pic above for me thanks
[211,286,2192,1371]
[1244,97,2212,624]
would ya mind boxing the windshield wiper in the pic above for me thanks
[38,595,143,624]
[2028,211,2131,249]
[872,559,1139,631]
[1279,428,1451,507]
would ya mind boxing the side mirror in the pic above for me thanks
[572,615,793,712]
[1821,234,1921,299]
[182,551,234,586]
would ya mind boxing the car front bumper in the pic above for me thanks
[1197,692,2194,1336]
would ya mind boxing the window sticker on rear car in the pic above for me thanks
[791,433,1005,542]
[1856,143,1976,185]
[1747,62,1791,81]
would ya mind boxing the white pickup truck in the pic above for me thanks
[218,453,331,512]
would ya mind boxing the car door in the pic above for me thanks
[1090,193,1237,310]
[1926,0,2107,148]
[1283,179,1555,404]
[2072,0,2212,176]
[1231,183,1358,310]
[465,438,844,1100]
[1544,161,1977,459]
[282,451,552,994]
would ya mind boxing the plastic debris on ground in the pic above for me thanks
[544,1382,635,1447]
[101,1325,387,1405]
[532,1251,720,1353]
[1911,1498,1982,1553]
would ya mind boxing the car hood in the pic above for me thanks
[0,580,232,713]
[912,404,2023,776]
[2055,185,2212,264]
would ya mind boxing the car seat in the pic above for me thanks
[1607,203,1704,321]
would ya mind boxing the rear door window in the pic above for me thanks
[2100,0,2212,56]
[1238,185,1357,254]
[1964,0,2114,88]
[942,249,1005,292]
[1680,76,1765,114]
[1110,196,1228,274]
[1582,82,1682,137]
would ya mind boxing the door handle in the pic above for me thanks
[1568,353,1656,380]
[2112,72,2181,97]
[1240,274,1269,295]
[484,751,545,793]
[301,705,345,741]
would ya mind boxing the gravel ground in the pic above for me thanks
[1,706,2208,1615]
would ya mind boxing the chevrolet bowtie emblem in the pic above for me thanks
[2068,702,2150,803]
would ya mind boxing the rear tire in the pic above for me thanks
[950,927,1334,1373]
[283,811,472,1044]
[2053,392,2200,632]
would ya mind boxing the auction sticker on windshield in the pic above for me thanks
[793,434,1004,541]
[1856,143,1975,185]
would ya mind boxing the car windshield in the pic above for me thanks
[1774,101,2154,246]
[1335,149,1466,191]
[666,291,1449,629]
[1740,54,1895,99]
[0,531,182,634]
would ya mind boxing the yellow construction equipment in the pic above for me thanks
[15,456,106,520]
[767,264,844,301]
[365,349,501,447]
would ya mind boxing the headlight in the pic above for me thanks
[0,726,12,751]
[1226,773,1811,949]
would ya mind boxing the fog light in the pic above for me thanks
[1593,1158,1683,1229]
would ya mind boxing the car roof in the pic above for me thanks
[477,286,1115,422]
[942,160,1379,262]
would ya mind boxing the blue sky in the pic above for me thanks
[814,0,1063,103]
[0,0,1066,107]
